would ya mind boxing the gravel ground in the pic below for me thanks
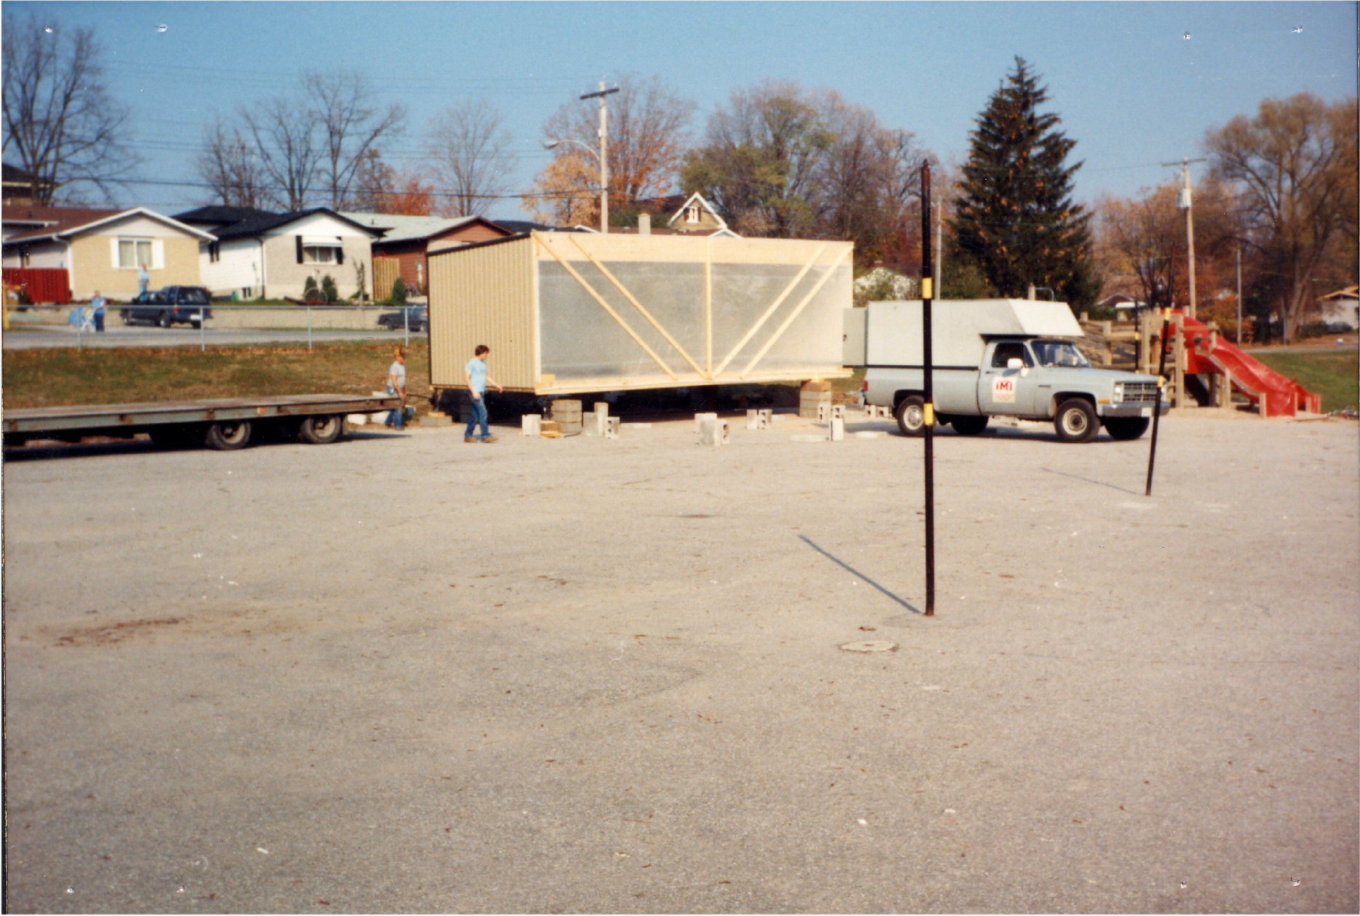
[2,407,1357,913]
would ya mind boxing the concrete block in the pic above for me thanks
[419,413,453,428]
[605,417,621,439]
[583,411,607,436]
[816,403,830,423]
[827,417,845,441]
[831,404,847,421]
[522,414,542,437]
[698,417,729,446]
[694,412,718,433]
[746,408,772,430]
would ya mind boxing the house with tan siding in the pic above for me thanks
[2,206,214,300]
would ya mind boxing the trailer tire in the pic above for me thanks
[1054,398,1099,443]
[204,420,252,450]
[1103,416,1150,441]
[894,395,927,437]
[157,311,172,329]
[296,414,344,444]
[950,415,989,436]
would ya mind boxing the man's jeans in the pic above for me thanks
[466,394,489,439]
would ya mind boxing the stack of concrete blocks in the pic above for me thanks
[746,409,773,430]
[695,412,730,447]
[826,404,846,441]
[521,414,542,437]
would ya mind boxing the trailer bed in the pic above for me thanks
[4,394,400,450]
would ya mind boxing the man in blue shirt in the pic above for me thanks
[464,344,502,443]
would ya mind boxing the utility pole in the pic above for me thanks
[1163,158,1207,319]
[581,82,619,233]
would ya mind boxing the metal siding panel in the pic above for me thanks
[428,237,537,390]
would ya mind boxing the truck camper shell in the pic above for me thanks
[843,298,1084,369]
[427,232,853,396]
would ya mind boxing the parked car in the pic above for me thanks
[377,304,428,332]
[120,286,214,328]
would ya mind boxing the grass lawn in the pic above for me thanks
[2,341,862,413]
[1250,347,1359,413]
[2,341,431,411]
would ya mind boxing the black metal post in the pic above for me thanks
[1145,313,1171,497]
[921,163,936,616]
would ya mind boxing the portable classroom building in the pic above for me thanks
[427,232,853,395]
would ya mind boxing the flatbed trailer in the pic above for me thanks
[3,393,400,450]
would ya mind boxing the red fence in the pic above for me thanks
[3,267,71,304]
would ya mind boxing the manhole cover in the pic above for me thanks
[838,640,897,653]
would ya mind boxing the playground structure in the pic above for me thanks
[1080,309,1320,417]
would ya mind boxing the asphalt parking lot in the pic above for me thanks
[3,408,1357,913]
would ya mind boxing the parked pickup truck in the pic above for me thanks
[844,298,1164,443]
[120,286,214,328]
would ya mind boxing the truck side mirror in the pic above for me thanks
[1007,358,1024,370]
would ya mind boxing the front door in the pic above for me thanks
[978,341,1036,416]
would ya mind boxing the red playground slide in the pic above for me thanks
[1174,313,1321,417]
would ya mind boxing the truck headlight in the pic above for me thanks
[1112,382,1124,402]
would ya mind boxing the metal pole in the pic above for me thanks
[921,163,936,616]
[1236,246,1243,343]
[199,307,206,352]
[307,305,313,351]
[1145,312,1171,497]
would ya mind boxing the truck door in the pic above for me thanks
[978,341,1036,415]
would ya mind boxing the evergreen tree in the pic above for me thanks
[951,57,1099,308]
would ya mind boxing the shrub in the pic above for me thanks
[321,274,339,304]
[391,276,408,306]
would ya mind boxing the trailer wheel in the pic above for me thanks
[1054,398,1099,443]
[1103,416,1150,441]
[296,414,344,444]
[204,420,252,450]
[950,415,989,436]
[157,311,171,329]
[894,395,927,436]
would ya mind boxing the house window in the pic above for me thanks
[303,244,337,265]
[117,238,154,268]
[685,205,700,224]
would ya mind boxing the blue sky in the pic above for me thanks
[6,1,1356,220]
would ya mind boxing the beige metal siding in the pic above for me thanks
[428,237,538,390]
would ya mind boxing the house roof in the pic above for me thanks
[665,192,729,232]
[174,206,383,241]
[339,212,511,244]
[3,206,215,244]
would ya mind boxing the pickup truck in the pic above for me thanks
[845,298,1164,443]
[120,286,214,328]
[376,304,428,332]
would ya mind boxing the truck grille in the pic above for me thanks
[1122,381,1159,405]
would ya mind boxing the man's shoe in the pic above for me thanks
[481,436,499,443]
[465,436,478,443]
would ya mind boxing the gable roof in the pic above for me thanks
[665,192,729,232]
[3,206,215,244]
[174,206,383,241]
[340,212,512,244]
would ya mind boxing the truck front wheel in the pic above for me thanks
[1103,417,1150,441]
[1054,398,1099,443]
[895,395,927,437]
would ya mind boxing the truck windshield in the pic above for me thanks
[1031,340,1090,368]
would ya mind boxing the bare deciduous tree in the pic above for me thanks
[1207,93,1358,341]
[308,71,405,210]
[2,12,137,204]
[426,99,515,217]
[196,115,263,208]
[526,74,693,227]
